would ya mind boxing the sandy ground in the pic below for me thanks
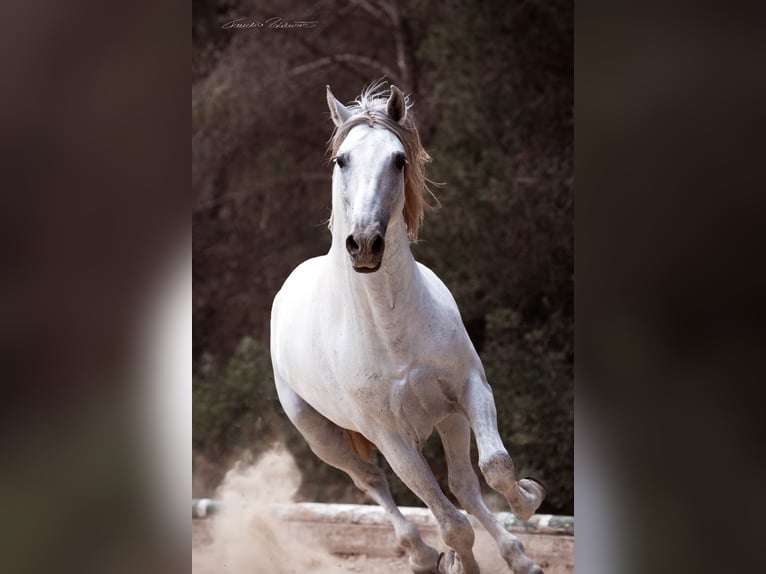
[194,518,408,573]
[193,519,573,574]
[192,449,573,574]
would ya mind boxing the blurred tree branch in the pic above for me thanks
[351,0,390,23]
[289,54,402,85]
[193,173,330,213]
[350,0,412,89]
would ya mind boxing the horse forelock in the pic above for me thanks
[327,85,437,242]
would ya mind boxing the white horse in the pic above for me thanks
[270,84,546,574]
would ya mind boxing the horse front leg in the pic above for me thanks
[437,413,543,574]
[375,433,480,574]
[462,374,546,521]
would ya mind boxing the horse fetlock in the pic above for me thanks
[408,545,440,573]
[480,454,544,519]
[441,512,474,549]
[513,558,544,574]
[396,522,422,549]
[498,537,525,563]
[499,537,542,574]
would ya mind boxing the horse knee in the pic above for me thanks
[479,451,515,492]
[498,536,526,563]
[396,521,421,550]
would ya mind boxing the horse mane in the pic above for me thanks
[327,82,438,242]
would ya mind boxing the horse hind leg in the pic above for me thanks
[437,414,543,574]
[462,375,546,521]
[274,379,439,573]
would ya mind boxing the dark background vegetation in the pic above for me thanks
[193,0,572,515]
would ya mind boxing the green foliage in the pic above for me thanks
[193,336,281,461]
[413,0,573,329]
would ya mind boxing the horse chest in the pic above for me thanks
[321,321,465,430]
[274,257,476,436]
[340,367,448,444]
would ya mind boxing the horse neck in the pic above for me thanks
[329,217,421,317]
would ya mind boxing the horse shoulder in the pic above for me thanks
[273,256,326,313]
[271,256,326,367]
[415,262,471,338]
[414,262,483,371]
[415,262,462,313]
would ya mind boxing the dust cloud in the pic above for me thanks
[193,446,338,574]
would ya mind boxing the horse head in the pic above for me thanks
[326,84,431,273]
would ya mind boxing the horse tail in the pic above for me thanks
[342,429,375,461]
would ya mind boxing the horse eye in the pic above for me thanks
[334,155,346,169]
[394,153,407,171]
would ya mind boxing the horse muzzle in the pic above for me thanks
[345,229,385,273]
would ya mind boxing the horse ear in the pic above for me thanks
[326,85,352,127]
[387,85,407,124]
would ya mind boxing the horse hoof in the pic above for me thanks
[523,476,547,500]
[437,550,457,574]
[434,551,446,573]
[510,479,546,520]
[437,550,478,574]
[517,477,546,516]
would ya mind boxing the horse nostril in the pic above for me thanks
[346,235,360,254]
[371,234,385,255]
